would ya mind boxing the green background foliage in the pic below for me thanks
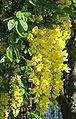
[0,0,76,118]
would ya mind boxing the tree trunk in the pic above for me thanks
[57,62,76,119]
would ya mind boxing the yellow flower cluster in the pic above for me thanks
[0,93,9,119]
[58,14,72,41]
[10,75,23,117]
[27,15,72,113]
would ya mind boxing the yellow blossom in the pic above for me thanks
[36,15,43,22]
[27,33,34,41]
[32,26,39,35]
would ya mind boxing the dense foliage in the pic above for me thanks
[0,0,76,118]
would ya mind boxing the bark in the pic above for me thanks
[57,64,76,119]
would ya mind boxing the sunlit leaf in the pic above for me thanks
[19,20,28,31]
[6,46,13,62]
[0,56,5,63]
[16,11,23,19]
[17,75,25,95]
[15,21,24,37]
[73,0,76,3]
[28,0,36,6]
[24,12,31,17]
[15,21,27,37]
[8,19,15,30]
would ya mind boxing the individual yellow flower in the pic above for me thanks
[36,63,43,72]
[36,15,43,22]
[39,27,47,36]
[27,33,34,41]
[31,54,42,64]
[32,26,38,35]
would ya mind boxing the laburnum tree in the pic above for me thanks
[0,0,76,119]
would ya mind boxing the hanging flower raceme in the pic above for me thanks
[0,92,9,119]
[26,15,71,113]
[10,75,23,117]
[0,74,23,118]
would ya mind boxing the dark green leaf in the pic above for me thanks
[14,48,20,63]
[63,7,72,14]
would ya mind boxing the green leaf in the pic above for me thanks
[0,56,5,63]
[21,66,26,71]
[73,0,76,3]
[16,11,23,19]
[24,49,28,54]
[24,17,28,22]
[19,81,25,95]
[6,47,13,62]
[17,76,25,95]
[21,66,32,72]
[3,17,13,22]
[63,7,72,14]
[20,86,25,95]
[28,0,36,6]
[15,21,27,37]
[46,4,64,15]
[19,20,28,31]
[16,11,25,20]
[15,37,20,43]
[15,21,24,37]
[14,48,20,63]
[24,12,31,17]
[8,19,15,30]
[16,11,28,21]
